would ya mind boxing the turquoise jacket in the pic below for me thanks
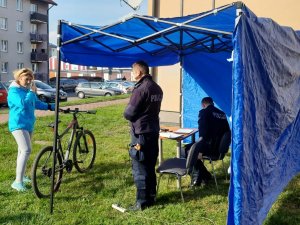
[8,81,51,132]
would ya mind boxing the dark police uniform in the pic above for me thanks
[124,74,163,208]
[192,104,230,184]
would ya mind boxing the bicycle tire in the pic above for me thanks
[31,146,63,198]
[73,130,96,173]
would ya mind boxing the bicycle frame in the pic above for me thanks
[56,110,85,163]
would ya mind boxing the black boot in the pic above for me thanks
[127,189,148,211]
[191,160,202,186]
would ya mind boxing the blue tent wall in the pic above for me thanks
[228,13,300,225]
[182,51,232,131]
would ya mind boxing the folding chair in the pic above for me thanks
[156,142,199,202]
[202,131,231,190]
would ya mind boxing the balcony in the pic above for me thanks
[31,52,48,62]
[30,33,48,43]
[30,12,48,24]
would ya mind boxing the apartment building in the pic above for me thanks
[148,0,300,125]
[0,0,56,82]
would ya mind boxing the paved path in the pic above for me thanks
[0,98,129,124]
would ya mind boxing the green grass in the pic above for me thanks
[59,94,130,107]
[0,94,130,114]
[0,103,299,225]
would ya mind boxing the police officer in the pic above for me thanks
[124,61,163,211]
[192,97,230,186]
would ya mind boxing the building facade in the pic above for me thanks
[148,0,300,125]
[49,44,132,82]
[0,0,56,82]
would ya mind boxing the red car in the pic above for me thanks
[0,82,8,107]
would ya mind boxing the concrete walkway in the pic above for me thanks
[0,98,129,124]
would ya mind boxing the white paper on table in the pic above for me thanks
[174,128,194,134]
[160,132,183,139]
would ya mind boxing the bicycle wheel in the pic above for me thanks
[31,146,63,198]
[73,130,96,173]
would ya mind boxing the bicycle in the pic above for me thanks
[31,108,97,198]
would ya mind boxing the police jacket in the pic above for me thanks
[198,104,230,149]
[124,75,163,135]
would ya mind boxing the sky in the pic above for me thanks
[49,0,148,44]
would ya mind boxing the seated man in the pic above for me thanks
[191,97,231,186]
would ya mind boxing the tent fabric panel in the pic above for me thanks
[228,13,300,225]
[61,44,179,67]
[182,69,209,131]
[183,51,232,118]
[60,4,237,67]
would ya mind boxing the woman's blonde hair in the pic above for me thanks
[13,68,34,80]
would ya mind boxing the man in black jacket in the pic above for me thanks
[192,97,230,186]
[124,61,163,211]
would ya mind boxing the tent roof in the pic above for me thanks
[60,3,238,67]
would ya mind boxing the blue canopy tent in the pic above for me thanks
[53,2,300,224]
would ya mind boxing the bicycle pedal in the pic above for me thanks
[65,160,73,173]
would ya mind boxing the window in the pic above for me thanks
[17,63,24,69]
[71,65,78,70]
[16,20,23,32]
[31,24,37,34]
[81,83,90,88]
[0,17,8,30]
[1,62,8,73]
[0,0,7,8]
[16,0,23,11]
[17,42,23,53]
[1,40,8,52]
[91,83,100,89]
[30,3,38,13]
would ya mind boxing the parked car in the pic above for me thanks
[6,80,68,103]
[0,82,8,107]
[103,81,133,94]
[49,78,78,92]
[97,82,125,93]
[75,82,122,98]
[35,80,68,102]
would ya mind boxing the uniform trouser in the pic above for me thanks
[191,139,213,183]
[130,132,159,206]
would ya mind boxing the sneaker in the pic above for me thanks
[23,176,31,185]
[11,181,27,192]
[127,202,143,212]
[127,202,152,212]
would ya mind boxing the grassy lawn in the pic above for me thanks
[0,103,299,225]
[0,94,130,114]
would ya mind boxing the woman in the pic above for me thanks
[8,68,55,192]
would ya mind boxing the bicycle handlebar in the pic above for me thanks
[59,108,97,114]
